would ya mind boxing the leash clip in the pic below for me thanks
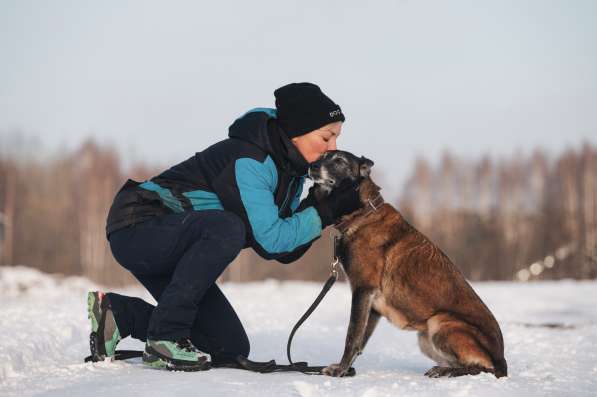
[330,235,339,278]
[330,257,339,278]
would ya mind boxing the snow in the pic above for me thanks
[1,265,596,396]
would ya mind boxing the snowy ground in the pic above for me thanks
[0,266,596,397]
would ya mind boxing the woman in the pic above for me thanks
[87,82,362,371]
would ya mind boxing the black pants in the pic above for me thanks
[107,210,249,364]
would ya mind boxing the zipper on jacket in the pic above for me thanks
[278,177,297,216]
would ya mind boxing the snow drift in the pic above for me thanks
[0,266,596,396]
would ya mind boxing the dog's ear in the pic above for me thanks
[359,156,374,178]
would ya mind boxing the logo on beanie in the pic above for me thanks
[329,109,342,118]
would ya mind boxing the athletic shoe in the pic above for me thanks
[87,291,121,361]
[142,338,211,371]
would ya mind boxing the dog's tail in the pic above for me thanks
[493,357,508,378]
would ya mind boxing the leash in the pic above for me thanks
[283,235,354,376]
[232,235,354,375]
[85,235,354,376]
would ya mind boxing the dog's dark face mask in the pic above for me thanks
[308,150,374,195]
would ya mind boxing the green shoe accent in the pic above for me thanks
[142,351,168,369]
[143,339,211,371]
[87,291,121,359]
[149,340,206,361]
[87,291,100,333]
[104,320,121,357]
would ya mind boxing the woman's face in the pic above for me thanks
[291,121,343,163]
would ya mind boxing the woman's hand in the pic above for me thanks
[312,180,362,227]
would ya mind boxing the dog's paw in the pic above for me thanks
[322,363,348,377]
[425,366,484,378]
[424,366,451,378]
[424,366,485,378]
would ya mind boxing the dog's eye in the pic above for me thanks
[334,157,345,164]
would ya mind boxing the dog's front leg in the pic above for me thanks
[323,288,374,377]
[360,309,381,352]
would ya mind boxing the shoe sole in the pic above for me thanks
[142,350,211,372]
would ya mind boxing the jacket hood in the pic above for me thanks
[228,108,309,177]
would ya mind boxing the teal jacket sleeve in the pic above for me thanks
[235,156,322,255]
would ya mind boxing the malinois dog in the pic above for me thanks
[308,150,507,378]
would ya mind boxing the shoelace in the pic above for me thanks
[175,338,197,353]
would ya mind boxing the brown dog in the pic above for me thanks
[309,151,507,378]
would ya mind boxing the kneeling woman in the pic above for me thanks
[87,83,362,371]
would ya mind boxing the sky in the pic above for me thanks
[1,0,596,199]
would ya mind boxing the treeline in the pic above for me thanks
[399,144,597,281]
[0,140,154,285]
[1,139,595,285]
[0,139,335,285]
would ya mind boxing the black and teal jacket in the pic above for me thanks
[106,108,322,262]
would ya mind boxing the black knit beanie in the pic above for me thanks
[274,82,345,138]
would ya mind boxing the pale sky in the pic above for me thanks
[1,0,596,199]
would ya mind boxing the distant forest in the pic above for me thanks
[1,139,595,285]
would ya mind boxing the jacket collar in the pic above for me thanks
[270,121,309,177]
[229,108,309,177]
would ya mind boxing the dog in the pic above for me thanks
[308,150,507,378]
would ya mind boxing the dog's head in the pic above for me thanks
[308,150,374,195]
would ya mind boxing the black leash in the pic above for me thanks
[85,236,354,376]
[85,348,143,362]
[280,270,355,375]
[286,273,337,367]
[284,236,354,376]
